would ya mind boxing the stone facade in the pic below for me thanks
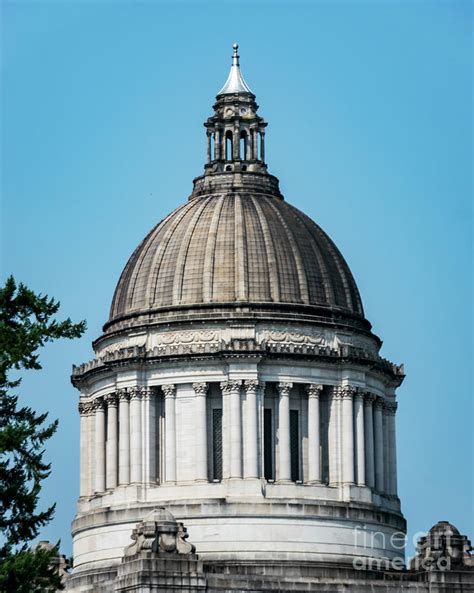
[63,45,473,592]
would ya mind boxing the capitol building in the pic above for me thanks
[64,46,473,592]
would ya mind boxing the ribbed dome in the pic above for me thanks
[109,193,364,323]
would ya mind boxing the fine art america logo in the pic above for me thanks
[351,526,457,571]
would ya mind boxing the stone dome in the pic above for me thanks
[109,192,364,326]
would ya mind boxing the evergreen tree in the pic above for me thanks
[0,276,86,591]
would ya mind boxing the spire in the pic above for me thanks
[217,43,254,96]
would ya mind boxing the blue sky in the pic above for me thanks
[1,1,472,558]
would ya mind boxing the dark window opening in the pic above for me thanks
[290,409,300,482]
[212,408,223,481]
[264,408,274,480]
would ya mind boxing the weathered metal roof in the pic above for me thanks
[217,43,254,96]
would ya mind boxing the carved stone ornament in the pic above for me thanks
[192,382,208,396]
[373,396,385,409]
[128,387,142,400]
[78,400,93,415]
[117,388,129,402]
[105,392,118,407]
[305,384,323,398]
[364,392,377,404]
[277,382,292,396]
[123,508,195,559]
[161,384,176,398]
[385,401,398,414]
[220,380,241,395]
[92,397,105,411]
[340,385,357,399]
[243,379,260,395]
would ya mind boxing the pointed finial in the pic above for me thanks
[232,43,239,66]
[217,42,253,96]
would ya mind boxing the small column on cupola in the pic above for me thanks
[204,43,268,174]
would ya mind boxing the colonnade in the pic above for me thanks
[78,382,397,498]
[206,126,265,163]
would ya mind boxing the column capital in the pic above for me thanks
[141,388,153,401]
[117,388,129,402]
[364,391,377,404]
[243,379,261,395]
[277,382,292,396]
[78,400,93,415]
[340,385,357,399]
[105,392,118,407]
[220,380,241,395]
[161,384,177,399]
[373,396,385,409]
[128,386,143,400]
[192,382,209,396]
[92,397,105,411]
[305,383,323,398]
[384,401,398,414]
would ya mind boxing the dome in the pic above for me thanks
[109,192,364,325]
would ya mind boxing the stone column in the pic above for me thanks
[193,382,209,481]
[162,384,177,483]
[383,405,390,493]
[243,380,259,479]
[387,402,398,496]
[88,402,95,494]
[245,130,252,160]
[129,387,142,484]
[228,381,243,478]
[260,131,265,162]
[233,124,240,160]
[252,128,258,160]
[258,381,265,478]
[328,386,340,485]
[118,390,130,485]
[220,382,231,479]
[364,393,376,489]
[277,382,292,482]
[78,401,89,497]
[94,398,106,493]
[341,386,355,485]
[354,390,366,486]
[206,131,212,163]
[373,397,385,492]
[105,393,118,489]
[306,384,323,483]
[215,128,221,160]
[143,389,156,484]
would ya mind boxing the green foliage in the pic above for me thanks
[0,544,64,592]
[0,276,86,591]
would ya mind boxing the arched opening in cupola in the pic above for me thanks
[239,131,247,160]
[225,130,233,161]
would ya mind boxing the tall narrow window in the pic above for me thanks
[225,131,233,161]
[264,408,274,480]
[212,408,223,481]
[290,409,300,482]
